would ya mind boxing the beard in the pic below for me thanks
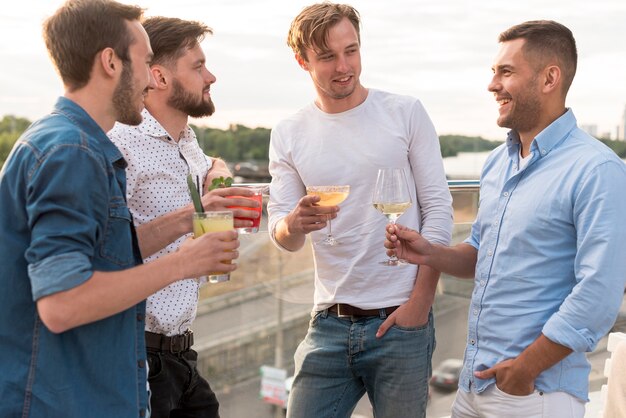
[112,62,143,126]
[498,76,542,134]
[167,77,215,118]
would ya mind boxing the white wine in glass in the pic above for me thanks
[372,168,412,266]
[306,185,350,246]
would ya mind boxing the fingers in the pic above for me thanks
[286,196,340,235]
[474,367,496,380]
[300,194,320,206]
[376,315,395,338]
[207,186,254,198]
[202,188,262,211]
[233,219,254,228]
[395,225,419,240]
[231,208,260,219]
[195,230,239,247]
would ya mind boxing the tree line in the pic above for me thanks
[2,115,626,170]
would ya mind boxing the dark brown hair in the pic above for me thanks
[499,20,577,94]
[43,0,144,91]
[142,17,212,69]
[287,2,360,61]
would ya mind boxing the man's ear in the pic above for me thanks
[99,47,119,77]
[296,53,309,71]
[542,65,561,94]
[151,66,168,89]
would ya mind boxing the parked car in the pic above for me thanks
[430,358,464,391]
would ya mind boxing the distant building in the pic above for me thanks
[581,124,598,137]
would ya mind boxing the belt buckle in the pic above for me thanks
[169,335,183,354]
[335,304,351,318]
[169,330,192,354]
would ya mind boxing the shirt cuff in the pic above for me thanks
[28,251,93,301]
[268,218,293,252]
[543,314,596,353]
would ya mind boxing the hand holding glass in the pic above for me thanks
[372,168,412,266]
[226,186,263,234]
[306,185,350,246]
[192,211,234,283]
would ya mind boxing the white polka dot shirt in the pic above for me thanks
[109,109,212,336]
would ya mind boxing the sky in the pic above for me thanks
[1,0,625,140]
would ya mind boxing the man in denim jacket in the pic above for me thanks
[0,1,239,417]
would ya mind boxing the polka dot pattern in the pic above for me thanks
[109,110,212,336]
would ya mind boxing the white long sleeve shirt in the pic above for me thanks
[268,89,453,311]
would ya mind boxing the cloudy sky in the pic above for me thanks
[1,0,625,140]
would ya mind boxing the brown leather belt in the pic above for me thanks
[145,330,194,354]
[328,303,399,318]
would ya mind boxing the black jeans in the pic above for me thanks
[147,348,220,418]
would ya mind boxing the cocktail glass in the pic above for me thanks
[306,185,350,246]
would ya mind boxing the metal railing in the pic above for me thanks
[194,180,481,390]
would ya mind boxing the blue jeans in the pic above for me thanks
[286,308,435,418]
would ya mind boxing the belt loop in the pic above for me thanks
[320,309,329,319]
[379,308,387,319]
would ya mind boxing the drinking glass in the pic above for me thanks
[372,168,412,266]
[227,186,263,234]
[192,211,234,283]
[305,185,350,246]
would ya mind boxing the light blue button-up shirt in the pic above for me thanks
[461,109,626,401]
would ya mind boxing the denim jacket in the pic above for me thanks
[0,97,148,417]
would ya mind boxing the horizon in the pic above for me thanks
[1,0,625,141]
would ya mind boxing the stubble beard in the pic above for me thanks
[112,62,143,126]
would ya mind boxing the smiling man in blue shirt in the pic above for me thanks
[385,20,626,418]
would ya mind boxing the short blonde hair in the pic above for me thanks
[287,2,360,61]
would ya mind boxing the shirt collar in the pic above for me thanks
[137,109,196,144]
[506,108,577,160]
[53,96,125,168]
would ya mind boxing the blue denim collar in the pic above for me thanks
[52,96,126,168]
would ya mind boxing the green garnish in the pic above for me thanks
[187,174,205,213]
[208,176,233,191]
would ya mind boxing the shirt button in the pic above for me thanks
[138,360,145,369]
[137,313,144,321]
[470,339,476,345]
[541,149,547,155]
[480,280,486,287]
[487,250,493,256]
[503,191,509,197]
[140,409,146,417]
[473,309,478,315]
[493,220,499,227]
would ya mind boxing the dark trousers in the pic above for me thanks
[147,348,220,418]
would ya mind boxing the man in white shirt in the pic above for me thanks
[267,3,453,417]
[109,16,259,418]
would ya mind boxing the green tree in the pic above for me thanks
[0,115,31,168]
[192,124,270,162]
[439,135,502,158]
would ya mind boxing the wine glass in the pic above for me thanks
[372,168,412,266]
[306,185,350,246]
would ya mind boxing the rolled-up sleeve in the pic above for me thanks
[24,145,108,300]
[543,160,626,352]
